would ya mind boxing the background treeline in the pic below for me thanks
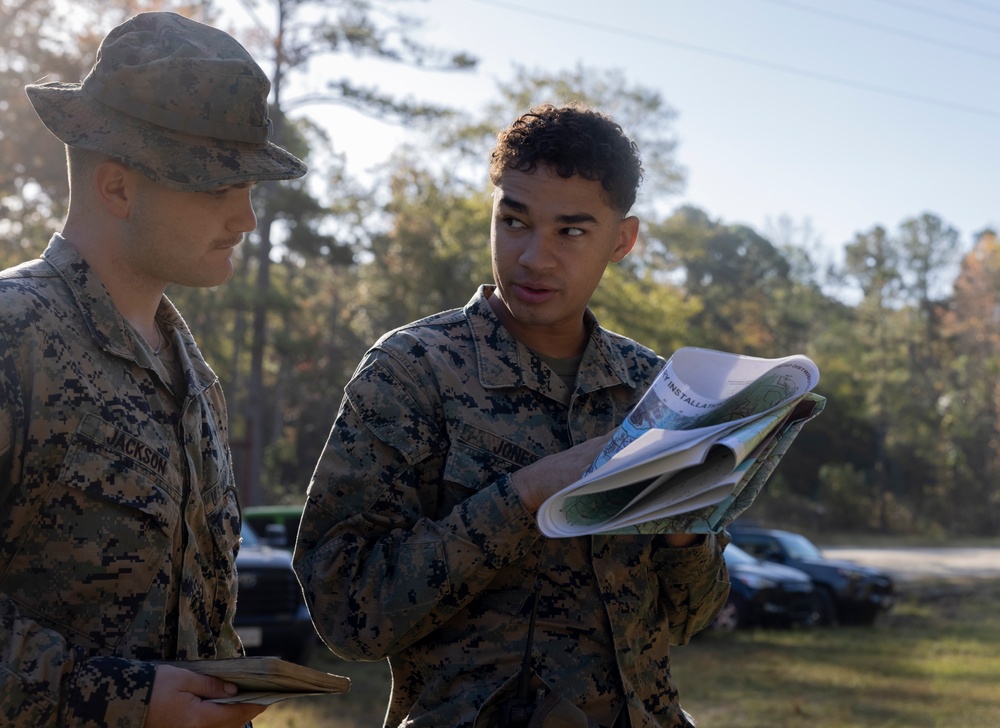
[3,0,998,537]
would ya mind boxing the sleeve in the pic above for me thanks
[0,329,156,728]
[0,600,156,727]
[293,351,542,661]
[1,328,17,505]
[652,531,731,645]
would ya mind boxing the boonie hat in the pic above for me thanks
[25,11,307,191]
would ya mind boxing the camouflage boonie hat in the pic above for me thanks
[25,11,306,191]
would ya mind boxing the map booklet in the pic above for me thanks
[174,655,351,705]
[536,347,826,537]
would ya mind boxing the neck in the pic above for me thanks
[486,291,588,359]
[60,224,165,345]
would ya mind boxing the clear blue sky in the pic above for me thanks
[244,0,999,266]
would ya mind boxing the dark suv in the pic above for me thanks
[728,526,894,626]
[712,543,818,631]
[233,521,316,662]
[243,504,303,549]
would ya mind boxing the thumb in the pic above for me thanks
[157,665,239,699]
[178,670,240,699]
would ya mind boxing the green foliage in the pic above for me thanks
[589,263,698,357]
[254,0,477,124]
[1,0,93,260]
[646,205,809,355]
[210,0,481,503]
[4,0,1000,534]
[349,154,492,340]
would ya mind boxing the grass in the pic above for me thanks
[252,578,1000,728]
[674,577,1000,728]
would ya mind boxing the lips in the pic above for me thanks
[215,236,243,249]
[512,282,557,303]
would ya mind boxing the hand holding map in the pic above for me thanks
[536,348,826,537]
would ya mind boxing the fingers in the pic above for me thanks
[146,665,268,728]
[189,673,240,700]
[155,665,237,700]
[513,433,615,512]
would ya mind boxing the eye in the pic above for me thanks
[502,217,527,230]
[562,227,585,237]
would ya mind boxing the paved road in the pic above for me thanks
[821,546,1000,581]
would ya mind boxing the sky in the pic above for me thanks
[227,0,999,267]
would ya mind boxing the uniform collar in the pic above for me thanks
[42,234,218,394]
[465,284,642,396]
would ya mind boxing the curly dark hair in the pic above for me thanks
[489,103,643,215]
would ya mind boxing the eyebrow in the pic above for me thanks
[497,195,599,225]
[497,195,528,214]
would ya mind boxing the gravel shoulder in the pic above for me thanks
[821,546,1000,582]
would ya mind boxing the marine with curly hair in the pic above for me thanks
[294,104,729,728]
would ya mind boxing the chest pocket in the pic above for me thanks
[440,423,540,517]
[1,413,181,654]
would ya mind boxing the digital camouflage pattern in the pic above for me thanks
[25,12,306,192]
[294,286,730,728]
[0,236,243,727]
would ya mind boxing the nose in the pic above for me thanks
[227,186,258,233]
[517,230,556,271]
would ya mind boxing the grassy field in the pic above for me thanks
[252,577,1000,728]
[673,577,1000,727]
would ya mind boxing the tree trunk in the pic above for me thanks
[244,207,274,506]
[240,0,290,506]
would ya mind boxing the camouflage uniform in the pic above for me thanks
[294,286,730,728]
[0,235,243,727]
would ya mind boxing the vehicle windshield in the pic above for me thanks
[777,532,823,560]
[724,544,759,565]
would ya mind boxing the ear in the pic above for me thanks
[92,160,135,219]
[611,216,640,263]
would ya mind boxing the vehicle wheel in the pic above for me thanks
[711,596,746,632]
[812,587,837,627]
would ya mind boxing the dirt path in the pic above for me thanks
[821,546,1000,581]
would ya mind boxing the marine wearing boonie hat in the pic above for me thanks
[25,11,307,191]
